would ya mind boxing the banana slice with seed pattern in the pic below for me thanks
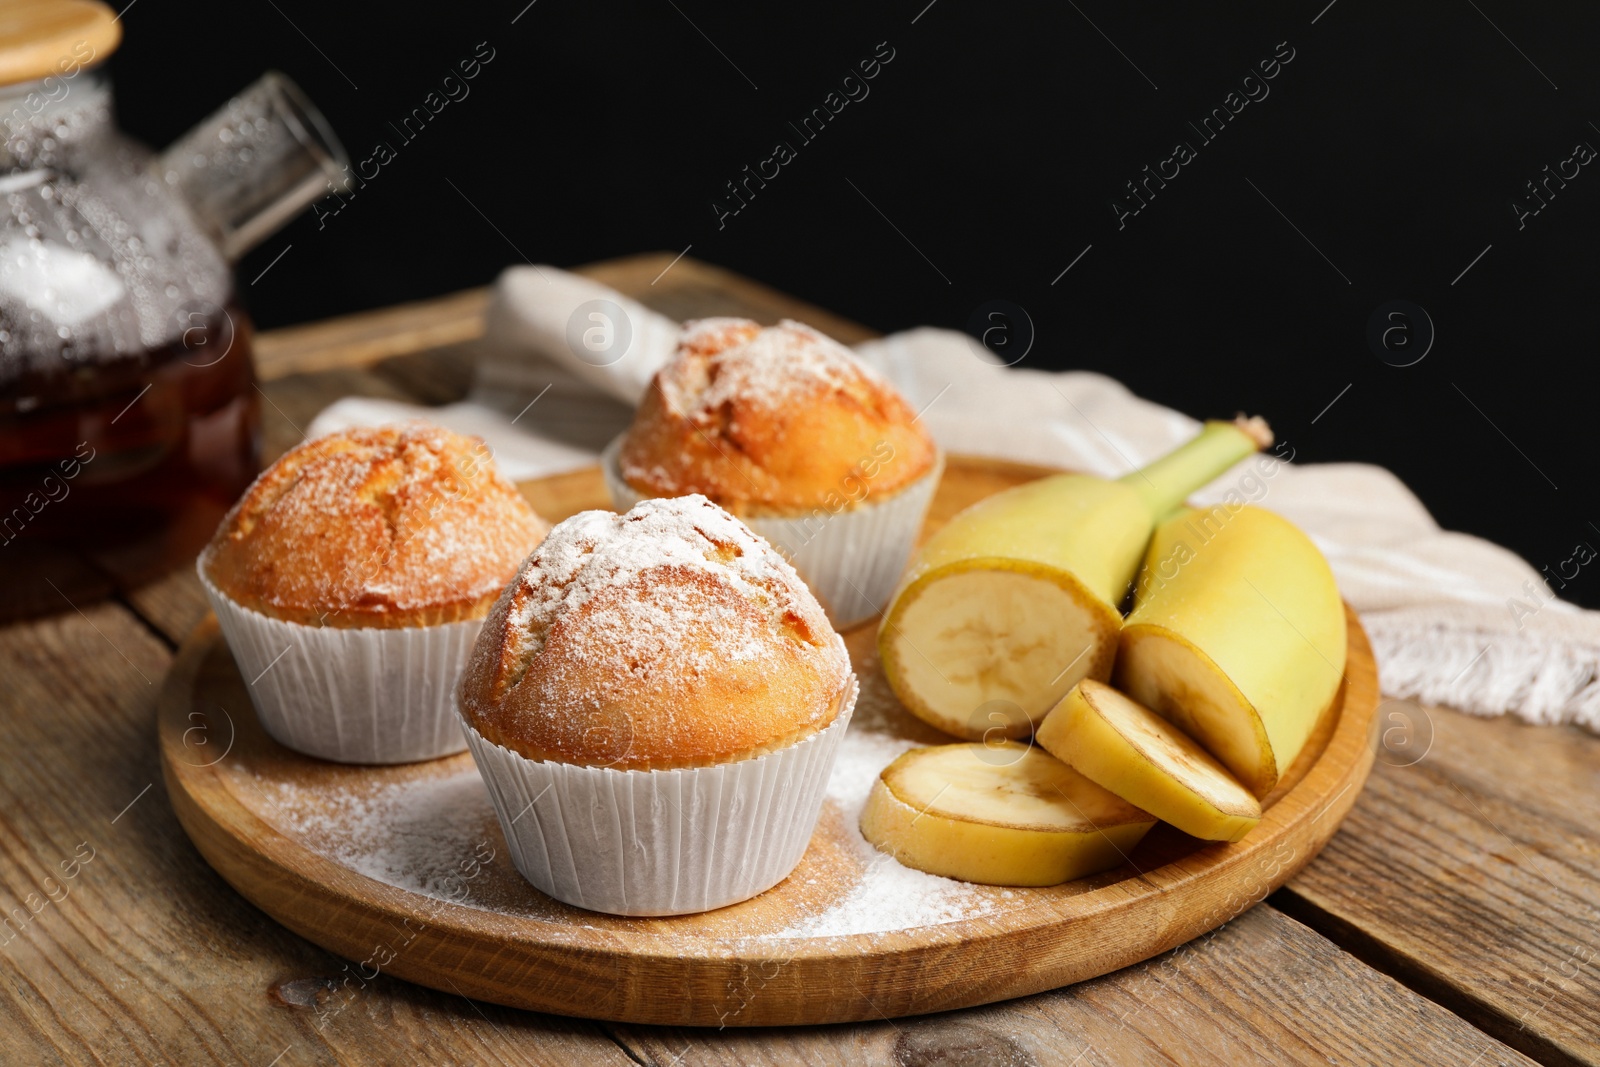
[860,741,1155,886]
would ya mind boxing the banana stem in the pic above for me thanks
[1118,415,1272,519]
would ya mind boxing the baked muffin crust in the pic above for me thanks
[203,423,548,628]
[459,495,853,770]
[619,318,938,514]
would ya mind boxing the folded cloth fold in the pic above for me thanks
[309,265,1600,732]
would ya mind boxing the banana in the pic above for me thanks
[879,417,1272,740]
[1037,679,1261,842]
[1116,505,1346,798]
[859,741,1156,886]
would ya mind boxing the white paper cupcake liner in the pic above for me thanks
[463,677,858,916]
[602,436,942,629]
[199,564,480,764]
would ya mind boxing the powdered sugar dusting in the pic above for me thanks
[503,494,830,665]
[205,421,543,620]
[661,318,887,421]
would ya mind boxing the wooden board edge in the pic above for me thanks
[159,600,1378,1026]
[703,605,1381,1025]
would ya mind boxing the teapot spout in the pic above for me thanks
[155,71,348,261]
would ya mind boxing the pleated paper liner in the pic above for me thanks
[200,564,479,764]
[463,677,858,916]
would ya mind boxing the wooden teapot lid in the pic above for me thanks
[0,0,119,87]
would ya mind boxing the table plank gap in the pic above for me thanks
[121,565,211,649]
[111,590,180,653]
[1272,889,1587,1067]
[596,1025,653,1067]
[603,906,1536,1066]
[1284,704,1600,1067]
[0,601,638,1066]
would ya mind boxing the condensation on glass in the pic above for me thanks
[0,16,346,620]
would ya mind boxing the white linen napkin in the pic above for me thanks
[309,266,1600,732]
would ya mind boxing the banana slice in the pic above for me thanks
[860,742,1156,886]
[1037,680,1261,842]
[882,563,1117,741]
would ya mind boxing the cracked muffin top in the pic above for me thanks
[617,318,939,515]
[202,423,548,629]
[458,494,852,770]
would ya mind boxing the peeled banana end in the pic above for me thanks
[1231,413,1274,451]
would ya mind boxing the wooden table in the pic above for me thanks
[3,253,1596,1066]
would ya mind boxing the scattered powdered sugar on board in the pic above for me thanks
[249,767,532,907]
[821,727,916,819]
[244,720,1004,938]
[767,728,1002,939]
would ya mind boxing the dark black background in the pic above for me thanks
[112,0,1597,605]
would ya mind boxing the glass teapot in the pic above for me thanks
[0,0,347,620]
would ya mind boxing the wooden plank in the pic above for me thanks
[1280,703,1600,1067]
[610,905,1535,1066]
[249,252,879,384]
[253,287,491,381]
[252,367,417,464]
[371,341,483,406]
[121,566,208,650]
[0,602,635,1067]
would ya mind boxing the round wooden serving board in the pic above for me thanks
[159,455,1380,1027]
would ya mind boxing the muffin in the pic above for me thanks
[603,317,943,629]
[459,494,858,915]
[200,422,548,764]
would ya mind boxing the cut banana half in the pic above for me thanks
[1037,680,1262,842]
[1118,505,1347,798]
[879,418,1270,742]
[859,741,1156,886]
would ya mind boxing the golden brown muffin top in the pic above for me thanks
[203,423,548,629]
[459,495,853,770]
[618,318,939,515]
